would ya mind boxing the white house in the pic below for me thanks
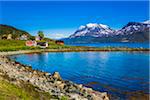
[20,34,28,40]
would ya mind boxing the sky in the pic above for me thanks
[0,1,149,39]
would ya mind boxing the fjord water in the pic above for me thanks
[11,52,149,99]
[67,43,149,48]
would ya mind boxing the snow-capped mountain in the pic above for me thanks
[115,21,150,35]
[69,23,115,38]
[63,20,149,43]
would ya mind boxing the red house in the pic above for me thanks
[26,41,37,46]
[55,40,64,45]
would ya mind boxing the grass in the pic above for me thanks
[0,73,69,100]
[0,40,85,51]
[0,40,32,51]
[0,40,69,51]
[0,77,52,100]
[0,40,149,52]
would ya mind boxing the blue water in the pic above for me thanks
[67,43,149,49]
[10,52,149,99]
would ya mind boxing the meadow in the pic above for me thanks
[0,40,71,51]
[0,40,149,52]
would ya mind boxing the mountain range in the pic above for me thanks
[62,20,150,43]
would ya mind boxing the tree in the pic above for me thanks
[29,36,35,40]
[12,31,19,39]
[37,31,44,40]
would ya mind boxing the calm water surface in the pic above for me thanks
[10,52,149,99]
[67,43,149,48]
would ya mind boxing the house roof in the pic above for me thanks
[37,42,47,46]
[55,40,64,43]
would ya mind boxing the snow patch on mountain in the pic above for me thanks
[69,23,114,38]
[99,24,109,29]
[143,20,150,24]
[79,25,86,30]
[86,23,98,28]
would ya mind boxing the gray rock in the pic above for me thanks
[52,72,62,80]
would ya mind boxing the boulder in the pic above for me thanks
[45,72,51,76]
[91,92,109,100]
[52,72,62,80]
[33,70,37,74]
[58,83,65,90]
[77,84,83,89]
[55,81,62,84]
[100,92,109,100]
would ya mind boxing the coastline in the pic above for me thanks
[0,49,111,100]
[0,47,149,56]
[0,48,149,100]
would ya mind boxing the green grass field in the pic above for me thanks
[0,40,31,51]
[0,40,73,51]
[0,40,149,52]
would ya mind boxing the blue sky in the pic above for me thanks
[0,1,149,39]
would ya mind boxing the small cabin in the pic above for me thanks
[26,41,37,46]
[37,42,48,48]
[55,40,64,45]
[7,34,12,40]
[2,35,7,39]
[20,34,28,40]
[35,36,41,41]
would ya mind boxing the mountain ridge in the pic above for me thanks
[63,20,150,43]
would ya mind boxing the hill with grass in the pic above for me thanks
[0,24,31,39]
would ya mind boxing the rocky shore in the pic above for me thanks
[0,51,109,100]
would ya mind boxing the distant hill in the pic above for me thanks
[62,20,150,43]
[0,24,30,39]
[0,24,56,42]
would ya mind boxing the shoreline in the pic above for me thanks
[0,49,111,100]
[0,48,149,100]
[0,47,149,56]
